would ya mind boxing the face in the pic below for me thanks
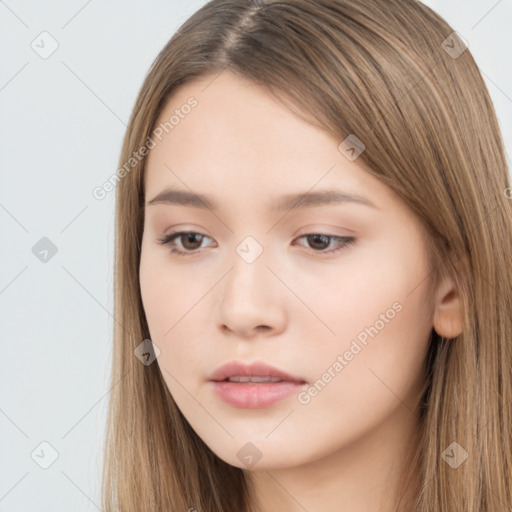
[139,70,437,470]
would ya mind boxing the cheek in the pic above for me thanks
[139,244,211,374]
[296,240,429,341]
[301,244,434,414]
[139,240,192,336]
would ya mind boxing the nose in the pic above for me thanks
[215,246,287,339]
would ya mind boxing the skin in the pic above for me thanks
[139,70,463,512]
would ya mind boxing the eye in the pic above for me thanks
[293,233,356,254]
[157,231,215,256]
[157,231,355,256]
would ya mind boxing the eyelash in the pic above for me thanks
[156,231,356,257]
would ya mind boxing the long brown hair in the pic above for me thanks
[102,1,512,510]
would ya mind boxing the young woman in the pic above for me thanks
[102,1,512,510]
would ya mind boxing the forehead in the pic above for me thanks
[143,71,397,213]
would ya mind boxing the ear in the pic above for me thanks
[432,271,463,339]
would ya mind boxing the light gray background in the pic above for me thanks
[1,1,510,510]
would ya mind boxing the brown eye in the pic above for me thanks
[157,231,355,257]
[157,231,214,255]
[294,234,356,254]
[305,234,330,250]
[178,233,204,250]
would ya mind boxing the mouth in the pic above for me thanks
[209,360,306,383]
[209,361,307,408]
[222,376,292,383]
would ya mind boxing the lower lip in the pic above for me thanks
[210,380,305,408]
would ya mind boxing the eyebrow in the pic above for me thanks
[146,187,379,211]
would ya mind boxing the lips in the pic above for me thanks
[209,361,307,409]
[209,361,307,384]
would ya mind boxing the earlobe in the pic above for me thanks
[432,273,464,339]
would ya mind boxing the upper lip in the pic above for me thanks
[209,361,307,383]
